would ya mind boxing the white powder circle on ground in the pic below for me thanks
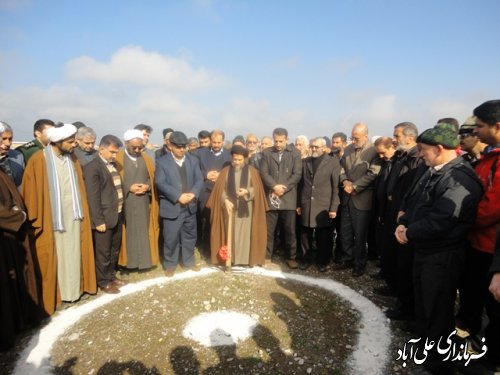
[14,268,391,375]
[183,310,258,346]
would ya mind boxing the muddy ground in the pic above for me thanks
[1,256,424,375]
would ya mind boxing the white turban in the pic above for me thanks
[46,124,77,143]
[124,129,144,142]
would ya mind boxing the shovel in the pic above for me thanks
[225,209,233,272]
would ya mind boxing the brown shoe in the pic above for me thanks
[101,283,120,294]
[164,268,175,277]
[112,278,129,288]
[287,259,299,269]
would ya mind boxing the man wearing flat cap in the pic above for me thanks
[21,123,96,315]
[395,123,483,374]
[116,129,159,273]
[155,131,203,276]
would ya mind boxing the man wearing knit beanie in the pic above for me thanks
[395,122,483,374]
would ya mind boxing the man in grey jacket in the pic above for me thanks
[260,128,302,268]
[337,123,381,276]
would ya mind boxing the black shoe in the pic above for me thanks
[317,264,328,272]
[118,267,130,276]
[373,286,394,296]
[334,261,353,271]
[369,271,384,280]
[299,261,310,270]
[398,321,416,334]
[386,308,414,321]
[352,267,365,277]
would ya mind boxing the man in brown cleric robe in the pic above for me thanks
[21,123,96,316]
[207,145,268,267]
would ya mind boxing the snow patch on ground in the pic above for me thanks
[183,311,258,346]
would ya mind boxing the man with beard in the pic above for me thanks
[372,137,397,266]
[195,130,232,256]
[295,135,310,159]
[248,135,267,170]
[74,126,97,167]
[330,132,348,160]
[156,128,174,159]
[246,134,259,159]
[330,132,348,263]
[207,145,268,267]
[84,135,127,294]
[21,123,96,315]
[374,122,424,322]
[297,137,340,272]
[116,129,160,272]
[457,100,500,371]
[458,116,487,167]
[0,121,25,187]
[337,123,381,276]
[198,130,211,148]
[260,127,302,268]
[155,131,203,276]
[17,119,55,163]
[134,123,156,162]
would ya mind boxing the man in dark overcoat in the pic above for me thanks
[260,127,302,269]
[297,137,340,272]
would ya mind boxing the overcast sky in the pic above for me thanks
[1,0,499,145]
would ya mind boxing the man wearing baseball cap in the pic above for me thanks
[458,116,487,167]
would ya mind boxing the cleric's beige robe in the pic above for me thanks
[21,149,96,316]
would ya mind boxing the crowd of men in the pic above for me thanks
[1,99,499,374]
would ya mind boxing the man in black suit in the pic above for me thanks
[298,137,341,272]
[195,129,231,256]
[84,135,127,294]
[260,127,302,268]
[338,123,382,277]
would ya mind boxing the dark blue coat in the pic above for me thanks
[155,153,203,219]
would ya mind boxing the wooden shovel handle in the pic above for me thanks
[226,209,233,268]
